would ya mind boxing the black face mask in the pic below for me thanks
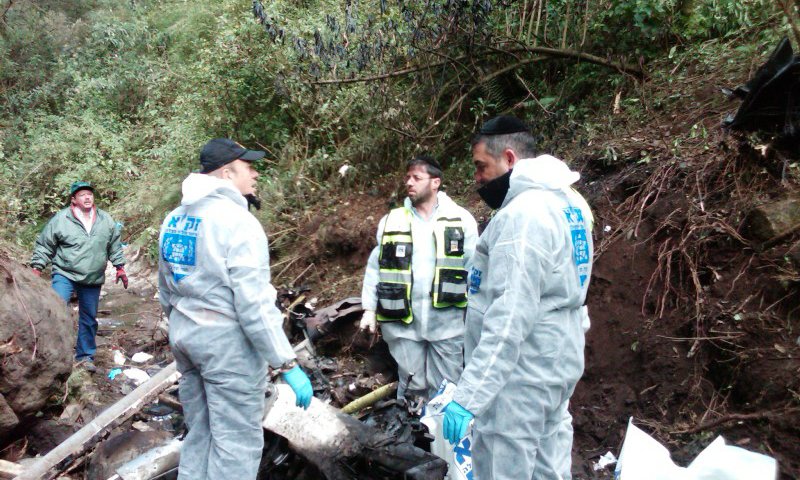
[244,193,262,211]
[477,170,512,209]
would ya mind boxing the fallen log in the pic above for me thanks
[262,384,446,479]
[15,362,180,480]
[100,383,445,480]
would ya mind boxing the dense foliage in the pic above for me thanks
[0,0,785,252]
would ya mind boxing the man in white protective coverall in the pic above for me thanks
[158,138,314,480]
[441,116,594,480]
[359,154,478,401]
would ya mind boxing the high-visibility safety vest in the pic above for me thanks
[376,207,468,323]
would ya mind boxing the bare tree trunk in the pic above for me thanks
[518,0,528,40]
[526,0,538,44]
[561,0,572,49]
[580,0,592,47]
[534,0,545,46]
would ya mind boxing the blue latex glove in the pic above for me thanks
[281,365,313,410]
[443,400,474,445]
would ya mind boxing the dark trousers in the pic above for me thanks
[51,273,101,360]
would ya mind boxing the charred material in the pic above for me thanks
[724,37,800,138]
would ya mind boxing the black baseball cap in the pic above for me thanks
[478,115,529,135]
[199,138,266,173]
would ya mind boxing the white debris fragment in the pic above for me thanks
[131,352,154,363]
[604,225,612,233]
[338,164,351,177]
[593,451,617,471]
[131,421,152,431]
[123,368,151,385]
[113,350,126,366]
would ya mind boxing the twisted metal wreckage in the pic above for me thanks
[7,294,447,480]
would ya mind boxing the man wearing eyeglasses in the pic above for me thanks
[359,154,478,401]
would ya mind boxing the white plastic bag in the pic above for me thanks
[615,417,778,480]
[420,380,474,480]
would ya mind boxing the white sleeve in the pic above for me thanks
[462,209,479,266]
[227,218,295,367]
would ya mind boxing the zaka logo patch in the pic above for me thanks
[162,215,202,281]
[468,266,482,295]
[453,435,474,480]
[563,207,591,286]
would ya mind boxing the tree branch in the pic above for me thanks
[673,409,798,435]
[420,56,547,138]
[309,45,645,86]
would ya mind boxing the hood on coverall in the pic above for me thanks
[453,155,594,480]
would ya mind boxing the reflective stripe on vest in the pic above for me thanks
[376,208,467,324]
[432,216,468,309]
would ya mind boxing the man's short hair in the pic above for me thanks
[406,154,443,179]
[471,131,538,160]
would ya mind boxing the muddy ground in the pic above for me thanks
[4,166,798,479]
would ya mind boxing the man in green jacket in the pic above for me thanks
[30,181,128,372]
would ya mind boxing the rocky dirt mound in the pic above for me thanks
[0,253,74,438]
[566,43,800,477]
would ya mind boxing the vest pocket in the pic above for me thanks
[435,268,468,306]
[376,282,411,320]
[443,226,465,256]
[379,242,413,270]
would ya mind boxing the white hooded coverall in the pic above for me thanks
[158,173,296,480]
[453,155,594,480]
[362,192,478,399]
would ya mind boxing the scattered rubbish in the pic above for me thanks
[0,459,23,478]
[593,451,617,471]
[338,164,351,177]
[88,430,175,480]
[131,352,153,364]
[604,225,612,233]
[268,384,445,478]
[15,363,180,480]
[421,380,473,480]
[16,292,432,479]
[59,403,82,423]
[122,368,151,386]
[108,436,182,480]
[144,403,174,417]
[304,296,362,341]
[98,318,124,328]
[340,381,398,414]
[615,417,777,480]
[131,421,151,431]
[113,350,126,366]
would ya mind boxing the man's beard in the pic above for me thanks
[409,187,432,206]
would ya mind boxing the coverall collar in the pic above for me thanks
[180,173,249,210]
[501,155,580,209]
